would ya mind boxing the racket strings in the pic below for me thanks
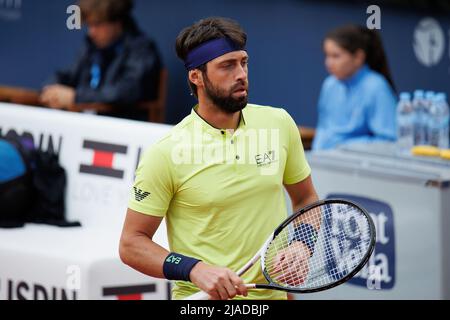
[263,203,373,290]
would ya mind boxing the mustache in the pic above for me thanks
[230,81,248,92]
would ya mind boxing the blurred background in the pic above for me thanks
[1,0,449,126]
[1,0,450,301]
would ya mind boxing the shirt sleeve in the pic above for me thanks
[43,46,88,88]
[75,43,162,105]
[282,110,312,185]
[367,80,397,141]
[128,144,174,217]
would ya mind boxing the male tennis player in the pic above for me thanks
[119,17,319,300]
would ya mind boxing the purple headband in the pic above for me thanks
[184,37,244,70]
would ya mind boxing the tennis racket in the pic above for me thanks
[185,198,376,300]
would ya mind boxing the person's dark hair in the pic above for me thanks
[79,0,133,25]
[325,25,396,92]
[175,17,247,97]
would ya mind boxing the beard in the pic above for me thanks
[203,74,248,114]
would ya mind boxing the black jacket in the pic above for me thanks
[50,19,162,121]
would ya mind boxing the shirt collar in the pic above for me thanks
[342,64,369,88]
[190,104,247,136]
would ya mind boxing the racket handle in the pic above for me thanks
[184,284,256,300]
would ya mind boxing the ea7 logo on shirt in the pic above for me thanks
[133,187,150,202]
[255,150,277,167]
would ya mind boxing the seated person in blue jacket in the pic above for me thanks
[312,25,397,150]
[40,0,163,121]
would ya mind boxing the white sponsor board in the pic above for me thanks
[0,103,172,300]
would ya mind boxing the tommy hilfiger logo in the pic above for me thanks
[134,187,150,201]
[79,140,128,179]
[255,150,277,167]
[103,284,156,300]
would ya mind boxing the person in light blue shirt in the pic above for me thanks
[312,25,397,150]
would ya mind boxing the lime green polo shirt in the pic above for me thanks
[128,103,311,300]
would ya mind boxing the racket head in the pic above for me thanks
[259,198,376,294]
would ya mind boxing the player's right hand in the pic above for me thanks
[189,262,248,300]
[271,241,310,286]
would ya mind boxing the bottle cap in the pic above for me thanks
[399,92,411,101]
[414,90,424,99]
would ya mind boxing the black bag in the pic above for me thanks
[0,135,33,228]
[29,150,81,227]
[0,135,81,228]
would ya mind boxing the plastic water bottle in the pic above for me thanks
[396,92,414,153]
[412,90,427,145]
[429,93,449,149]
[424,91,434,145]
[428,94,439,147]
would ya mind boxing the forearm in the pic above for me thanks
[344,135,395,147]
[119,233,169,279]
[75,85,140,106]
[293,191,320,230]
[292,192,319,213]
[285,176,320,230]
[291,192,320,257]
